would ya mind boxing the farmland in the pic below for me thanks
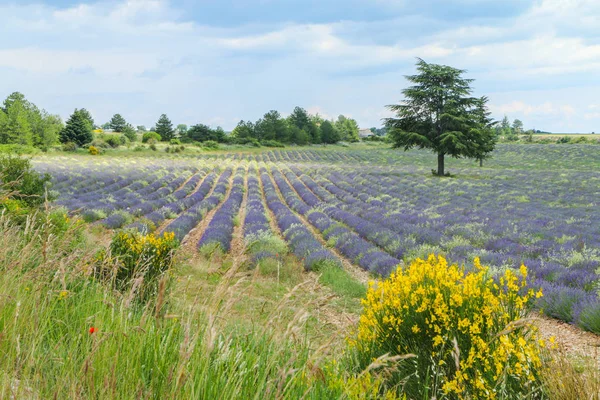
[35,143,600,332]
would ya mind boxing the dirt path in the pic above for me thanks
[181,166,236,253]
[535,315,600,360]
[228,164,249,263]
[266,163,371,285]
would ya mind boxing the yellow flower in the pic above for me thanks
[59,290,68,300]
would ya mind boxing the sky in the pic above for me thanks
[0,0,599,132]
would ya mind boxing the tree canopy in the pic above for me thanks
[109,114,127,132]
[0,92,64,148]
[155,114,174,142]
[60,109,94,146]
[185,124,225,143]
[385,59,495,176]
[335,115,360,142]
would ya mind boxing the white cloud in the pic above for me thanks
[0,0,599,131]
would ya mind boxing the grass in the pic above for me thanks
[318,264,367,300]
[0,212,379,399]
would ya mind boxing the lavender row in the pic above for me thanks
[103,170,209,229]
[283,167,405,259]
[243,167,285,263]
[260,168,339,271]
[160,169,232,242]
[197,167,245,252]
[270,167,398,275]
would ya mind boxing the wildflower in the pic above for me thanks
[59,290,68,300]
[89,327,97,334]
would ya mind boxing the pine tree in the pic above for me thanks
[60,109,93,146]
[155,114,174,142]
[109,114,127,132]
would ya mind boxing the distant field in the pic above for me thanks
[33,143,600,331]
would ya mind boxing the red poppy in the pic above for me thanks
[89,327,97,334]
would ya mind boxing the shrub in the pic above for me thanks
[88,146,99,155]
[149,143,157,151]
[62,142,77,152]
[170,138,181,145]
[557,136,571,144]
[134,145,145,152]
[350,255,546,399]
[104,135,121,148]
[233,137,261,147]
[571,136,589,144]
[142,131,161,143]
[261,140,285,148]
[90,139,110,149]
[98,231,179,302]
[0,144,40,155]
[203,140,220,150]
[0,155,53,208]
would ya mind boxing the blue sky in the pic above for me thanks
[1,0,599,132]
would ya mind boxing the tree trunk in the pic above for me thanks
[437,153,445,176]
[479,158,483,167]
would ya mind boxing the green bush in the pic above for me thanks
[149,143,157,151]
[0,144,40,155]
[134,145,145,151]
[557,136,571,144]
[0,155,53,207]
[170,138,181,145]
[62,142,78,152]
[232,137,261,147]
[142,131,161,143]
[202,140,220,150]
[90,139,110,149]
[104,135,121,148]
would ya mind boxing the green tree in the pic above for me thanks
[470,97,498,167]
[335,115,359,142]
[385,59,490,176]
[109,114,127,132]
[290,126,310,145]
[2,92,28,113]
[231,120,255,140]
[289,106,310,131]
[136,125,147,132]
[185,124,225,143]
[122,124,137,142]
[155,114,174,142]
[512,119,524,135]
[499,115,512,137]
[76,108,94,131]
[0,99,32,145]
[60,109,93,146]
[320,120,340,144]
[255,110,289,142]
[175,124,188,137]
[36,113,63,148]
[101,122,111,130]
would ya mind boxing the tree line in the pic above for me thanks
[0,93,361,149]
[230,107,360,145]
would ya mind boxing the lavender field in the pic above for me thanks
[35,144,600,332]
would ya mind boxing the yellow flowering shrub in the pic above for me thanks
[88,145,99,155]
[350,254,546,399]
[98,231,179,301]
